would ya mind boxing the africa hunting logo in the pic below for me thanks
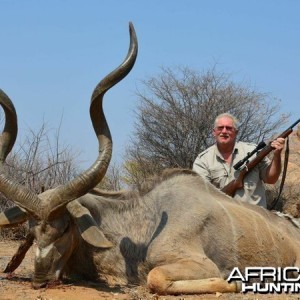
[227,267,300,293]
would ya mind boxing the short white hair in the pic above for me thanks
[214,113,239,129]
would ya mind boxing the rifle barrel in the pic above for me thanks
[290,118,300,129]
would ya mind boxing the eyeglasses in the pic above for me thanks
[214,126,235,132]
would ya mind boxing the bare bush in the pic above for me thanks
[95,162,123,190]
[0,119,81,239]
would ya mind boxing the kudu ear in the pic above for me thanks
[0,206,28,227]
[66,200,113,248]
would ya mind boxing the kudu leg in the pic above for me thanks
[4,233,34,273]
[147,259,239,295]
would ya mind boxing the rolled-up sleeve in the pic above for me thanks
[258,156,271,181]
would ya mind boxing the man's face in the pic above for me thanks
[213,117,237,147]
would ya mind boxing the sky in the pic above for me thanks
[0,0,299,169]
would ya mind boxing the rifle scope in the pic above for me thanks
[233,141,266,170]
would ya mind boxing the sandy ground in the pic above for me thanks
[0,241,300,300]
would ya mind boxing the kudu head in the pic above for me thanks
[0,22,138,288]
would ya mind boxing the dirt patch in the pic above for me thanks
[0,241,299,300]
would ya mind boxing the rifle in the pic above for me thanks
[221,118,300,197]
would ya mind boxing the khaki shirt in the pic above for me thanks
[193,142,270,207]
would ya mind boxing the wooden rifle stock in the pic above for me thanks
[221,118,300,197]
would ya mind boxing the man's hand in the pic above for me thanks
[270,137,285,155]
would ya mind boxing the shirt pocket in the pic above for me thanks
[209,168,228,188]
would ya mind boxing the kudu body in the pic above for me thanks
[1,23,300,295]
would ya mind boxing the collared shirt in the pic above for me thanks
[192,141,271,207]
